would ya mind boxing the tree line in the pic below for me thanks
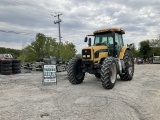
[0,47,21,58]
[20,33,77,62]
[131,38,160,59]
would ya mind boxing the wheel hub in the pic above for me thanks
[128,58,133,75]
[110,63,116,84]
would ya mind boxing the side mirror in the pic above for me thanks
[84,37,88,42]
[129,43,134,48]
[88,38,91,46]
[115,42,117,45]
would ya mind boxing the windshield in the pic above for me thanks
[94,33,113,46]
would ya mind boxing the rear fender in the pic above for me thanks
[119,46,130,59]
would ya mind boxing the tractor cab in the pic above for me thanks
[94,32,124,57]
[85,28,125,58]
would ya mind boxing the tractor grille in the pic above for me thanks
[82,49,91,59]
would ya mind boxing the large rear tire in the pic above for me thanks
[67,58,85,84]
[101,57,117,89]
[119,50,134,81]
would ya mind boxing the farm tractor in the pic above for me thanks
[67,28,134,89]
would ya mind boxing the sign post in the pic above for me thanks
[43,65,57,85]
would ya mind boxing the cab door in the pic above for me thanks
[115,33,124,56]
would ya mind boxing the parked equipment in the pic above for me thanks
[67,28,134,89]
[153,56,160,64]
[136,57,144,64]
[23,56,67,72]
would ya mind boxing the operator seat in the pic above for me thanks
[108,43,118,56]
[102,41,108,46]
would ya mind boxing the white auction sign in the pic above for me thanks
[43,65,57,84]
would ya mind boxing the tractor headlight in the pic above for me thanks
[87,55,90,58]
[82,55,86,58]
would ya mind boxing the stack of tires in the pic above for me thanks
[12,59,21,74]
[0,60,12,75]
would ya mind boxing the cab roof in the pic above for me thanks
[93,28,125,34]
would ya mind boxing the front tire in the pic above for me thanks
[119,50,134,81]
[67,58,85,84]
[101,57,117,89]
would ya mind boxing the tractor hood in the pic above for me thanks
[82,45,108,61]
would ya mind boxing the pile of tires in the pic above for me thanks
[12,59,21,74]
[0,60,12,75]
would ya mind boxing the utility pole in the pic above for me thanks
[54,13,62,60]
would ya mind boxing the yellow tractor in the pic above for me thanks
[67,28,134,89]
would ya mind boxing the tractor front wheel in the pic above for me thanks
[67,58,85,84]
[101,57,117,89]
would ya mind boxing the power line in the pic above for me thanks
[0,29,34,36]
[1,0,52,14]
[0,2,56,38]
[1,1,56,25]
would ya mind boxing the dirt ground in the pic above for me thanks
[0,64,160,120]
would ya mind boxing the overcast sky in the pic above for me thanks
[0,0,160,53]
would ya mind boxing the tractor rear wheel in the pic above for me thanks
[67,58,85,84]
[101,57,117,89]
[119,50,134,81]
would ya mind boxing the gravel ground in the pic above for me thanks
[0,64,160,120]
